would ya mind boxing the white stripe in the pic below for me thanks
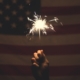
[0,54,80,66]
[46,15,80,25]
[41,0,80,7]
[0,34,80,46]
[0,75,80,80]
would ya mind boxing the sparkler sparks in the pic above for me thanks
[27,12,62,39]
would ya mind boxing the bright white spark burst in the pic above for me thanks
[27,12,62,39]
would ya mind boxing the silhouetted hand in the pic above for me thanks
[31,50,49,80]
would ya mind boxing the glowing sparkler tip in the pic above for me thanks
[27,12,62,39]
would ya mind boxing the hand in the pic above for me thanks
[31,50,49,80]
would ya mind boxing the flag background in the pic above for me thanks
[0,0,80,80]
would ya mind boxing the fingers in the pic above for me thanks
[37,50,42,58]
[31,57,39,67]
[33,52,39,59]
[31,57,36,63]
[31,49,46,66]
[33,63,39,67]
[37,50,45,58]
[37,50,43,54]
[33,50,44,59]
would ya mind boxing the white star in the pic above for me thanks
[26,0,31,4]
[12,10,17,15]
[25,11,31,16]
[5,16,10,21]
[19,16,24,21]
[12,0,17,3]
[5,5,10,9]
[0,0,3,3]
[19,5,24,9]
[0,23,2,28]
[11,23,16,28]
[0,10,3,15]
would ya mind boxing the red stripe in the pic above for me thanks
[0,24,80,35]
[47,24,80,35]
[1,24,80,35]
[0,65,80,76]
[0,44,80,55]
[41,6,80,15]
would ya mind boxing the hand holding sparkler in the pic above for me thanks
[31,50,49,80]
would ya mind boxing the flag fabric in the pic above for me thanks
[0,0,40,34]
[0,0,80,80]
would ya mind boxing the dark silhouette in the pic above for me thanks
[31,50,49,80]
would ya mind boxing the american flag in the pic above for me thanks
[0,0,80,80]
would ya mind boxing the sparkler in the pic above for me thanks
[27,12,62,39]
